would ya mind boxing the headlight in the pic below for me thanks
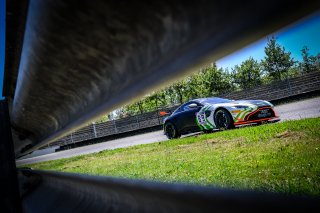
[264,101,274,107]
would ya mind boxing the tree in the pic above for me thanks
[144,93,159,111]
[171,80,186,104]
[315,54,320,71]
[124,100,144,115]
[200,64,233,96]
[113,108,127,119]
[232,57,262,89]
[300,46,318,73]
[164,85,176,106]
[262,36,295,81]
[94,114,111,123]
[185,73,202,100]
[156,89,168,107]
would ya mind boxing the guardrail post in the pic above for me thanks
[287,77,293,96]
[157,109,161,125]
[113,120,118,133]
[285,71,293,96]
[136,115,140,128]
[92,123,97,138]
[0,99,22,212]
[71,132,74,144]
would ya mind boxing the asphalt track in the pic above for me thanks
[17,97,320,166]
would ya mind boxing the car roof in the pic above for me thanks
[192,97,230,104]
[171,97,230,115]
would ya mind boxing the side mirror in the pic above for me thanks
[188,103,199,108]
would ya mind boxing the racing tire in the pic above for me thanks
[164,122,181,139]
[214,108,234,130]
[203,129,213,134]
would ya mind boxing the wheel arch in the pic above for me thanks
[163,118,172,126]
[163,118,177,131]
[213,107,235,126]
[214,107,232,117]
[163,119,181,139]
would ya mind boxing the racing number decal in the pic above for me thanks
[196,113,204,130]
[196,105,215,130]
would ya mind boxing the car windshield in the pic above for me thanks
[197,97,231,104]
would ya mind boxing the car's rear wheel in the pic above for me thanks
[164,122,181,139]
[214,108,234,130]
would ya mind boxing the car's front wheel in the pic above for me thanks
[214,108,234,130]
[164,122,181,139]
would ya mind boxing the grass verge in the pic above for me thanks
[27,118,320,195]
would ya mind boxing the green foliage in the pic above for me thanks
[125,101,144,115]
[199,64,233,96]
[172,80,187,104]
[95,114,112,123]
[185,73,202,100]
[96,37,318,120]
[29,118,320,195]
[300,46,320,73]
[232,57,263,89]
[164,85,176,106]
[261,36,296,81]
[118,63,235,118]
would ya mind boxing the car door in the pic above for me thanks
[175,102,203,133]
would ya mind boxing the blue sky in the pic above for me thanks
[216,12,320,69]
[0,5,319,98]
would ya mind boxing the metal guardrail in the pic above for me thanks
[0,100,22,212]
[18,169,320,213]
[2,1,319,212]
[51,105,178,147]
[221,71,320,101]
[52,71,320,148]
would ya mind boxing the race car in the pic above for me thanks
[162,97,280,139]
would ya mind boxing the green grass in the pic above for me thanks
[27,118,320,195]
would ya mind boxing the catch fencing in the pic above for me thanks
[51,71,320,147]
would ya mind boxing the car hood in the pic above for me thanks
[210,100,273,108]
[231,100,273,107]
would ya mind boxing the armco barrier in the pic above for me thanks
[51,71,320,148]
[50,105,178,147]
[221,71,320,101]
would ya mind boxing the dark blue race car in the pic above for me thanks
[162,97,280,139]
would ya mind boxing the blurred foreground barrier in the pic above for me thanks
[18,169,320,213]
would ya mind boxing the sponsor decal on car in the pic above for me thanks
[196,104,215,130]
[232,105,258,122]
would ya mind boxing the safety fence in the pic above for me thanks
[221,71,320,101]
[51,105,178,147]
[51,71,320,147]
